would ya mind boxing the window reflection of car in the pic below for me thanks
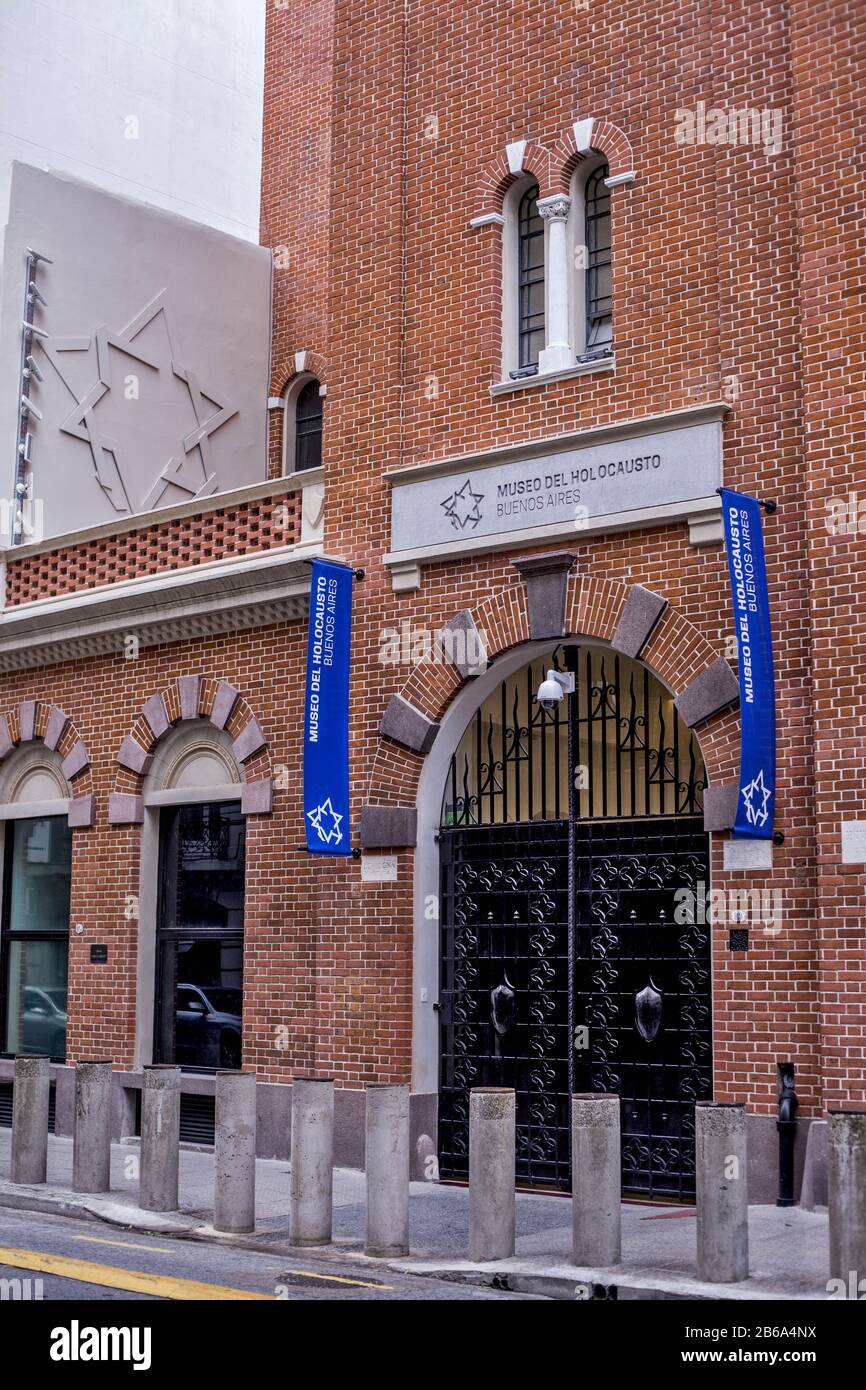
[23,986,67,1057]
[175,984,242,1069]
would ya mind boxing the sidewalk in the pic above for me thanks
[0,1129,831,1300]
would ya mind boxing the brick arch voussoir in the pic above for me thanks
[552,117,636,187]
[367,572,740,809]
[109,675,274,819]
[269,349,329,398]
[473,141,556,216]
[0,699,94,819]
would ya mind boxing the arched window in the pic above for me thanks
[144,726,247,1072]
[282,374,325,475]
[294,377,323,472]
[516,183,545,374]
[583,162,612,357]
[0,747,73,1060]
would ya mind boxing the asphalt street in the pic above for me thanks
[0,1205,527,1302]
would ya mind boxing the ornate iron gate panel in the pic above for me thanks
[437,644,711,1198]
[438,822,571,1188]
[572,817,711,1200]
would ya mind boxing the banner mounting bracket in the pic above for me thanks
[715,486,777,514]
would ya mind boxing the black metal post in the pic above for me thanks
[776,1062,798,1206]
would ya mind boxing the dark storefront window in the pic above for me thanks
[154,802,246,1071]
[1,817,72,1058]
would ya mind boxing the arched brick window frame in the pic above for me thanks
[470,121,636,377]
[108,675,273,824]
[268,349,330,482]
[0,701,93,826]
[362,561,741,844]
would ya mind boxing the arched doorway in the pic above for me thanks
[437,643,711,1200]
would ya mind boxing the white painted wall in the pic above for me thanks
[0,0,265,241]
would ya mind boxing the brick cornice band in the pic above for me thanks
[675,658,740,728]
[359,805,418,849]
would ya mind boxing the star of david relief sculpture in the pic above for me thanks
[38,290,238,517]
[441,477,484,531]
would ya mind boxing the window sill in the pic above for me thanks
[490,356,615,397]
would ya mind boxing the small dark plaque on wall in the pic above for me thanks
[728,929,749,952]
[90,944,108,964]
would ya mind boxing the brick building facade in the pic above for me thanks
[0,0,862,1202]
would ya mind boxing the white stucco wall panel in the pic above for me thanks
[1,163,271,542]
[0,0,265,241]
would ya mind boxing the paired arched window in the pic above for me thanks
[517,183,545,373]
[282,374,324,474]
[583,164,612,356]
[502,160,613,381]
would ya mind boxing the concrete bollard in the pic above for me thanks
[214,1070,256,1234]
[365,1083,410,1257]
[469,1088,515,1262]
[73,1060,113,1194]
[11,1055,51,1185]
[696,1101,749,1282]
[290,1076,335,1247]
[828,1109,866,1286]
[140,1065,181,1212]
[571,1094,621,1266]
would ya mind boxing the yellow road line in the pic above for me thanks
[71,1235,175,1255]
[276,1268,393,1289]
[0,1246,274,1301]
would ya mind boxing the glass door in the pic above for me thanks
[154,802,245,1071]
[1,816,72,1058]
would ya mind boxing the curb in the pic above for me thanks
[0,1186,826,1301]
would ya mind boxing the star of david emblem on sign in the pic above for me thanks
[741,769,772,828]
[38,290,237,517]
[441,477,484,531]
[306,798,344,846]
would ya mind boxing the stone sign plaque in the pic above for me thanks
[388,411,724,562]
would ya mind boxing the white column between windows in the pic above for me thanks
[537,194,573,374]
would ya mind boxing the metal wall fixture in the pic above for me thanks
[12,247,52,546]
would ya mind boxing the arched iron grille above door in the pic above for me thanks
[438,645,712,1199]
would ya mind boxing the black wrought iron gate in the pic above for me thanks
[437,647,712,1199]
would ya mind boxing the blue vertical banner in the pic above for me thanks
[719,487,776,839]
[303,558,353,855]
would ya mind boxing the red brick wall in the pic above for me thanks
[312,0,821,1114]
[2,0,862,1125]
[790,0,866,1108]
[262,0,336,476]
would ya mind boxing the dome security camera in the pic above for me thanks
[536,669,569,712]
